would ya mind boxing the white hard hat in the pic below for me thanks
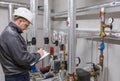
[13,7,33,23]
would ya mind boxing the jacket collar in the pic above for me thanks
[9,22,23,33]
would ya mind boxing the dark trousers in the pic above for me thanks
[5,73,30,81]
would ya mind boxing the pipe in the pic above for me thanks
[30,0,38,37]
[8,4,13,22]
[68,0,76,75]
[43,0,51,66]
[29,0,38,73]
[0,1,44,15]
[0,1,28,7]
[52,1,120,17]
[76,2,120,13]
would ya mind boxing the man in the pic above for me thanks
[0,7,44,81]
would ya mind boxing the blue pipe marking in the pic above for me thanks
[100,40,105,53]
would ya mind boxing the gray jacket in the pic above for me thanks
[0,22,41,75]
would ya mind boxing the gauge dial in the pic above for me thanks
[75,57,81,66]
[108,18,114,24]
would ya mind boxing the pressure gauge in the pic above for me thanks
[58,31,65,45]
[51,31,58,43]
[58,33,62,44]
[108,18,114,24]
[75,57,81,66]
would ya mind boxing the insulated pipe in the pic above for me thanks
[0,1,43,15]
[8,4,13,22]
[52,1,120,17]
[29,0,38,73]
[77,1,120,13]
[43,0,50,66]
[43,0,50,37]
[0,1,28,7]
[30,0,38,37]
[68,0,76,74]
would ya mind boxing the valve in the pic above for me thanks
[99,7,114,40]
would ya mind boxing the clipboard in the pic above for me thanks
[30,51,50,66]
[39,51,50,61]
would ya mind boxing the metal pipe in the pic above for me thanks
[77,1,120,12]
[43,0,51,66]
[43,0,50,38]
[68,0,76,74]
[0,1,28,7]
[8,4,13,22]
[51,10,67,17]
[0,1,44,16]
[30,0,38,37]
[76,28,100,32]
[29,0,38,73]
[52,1,120,17]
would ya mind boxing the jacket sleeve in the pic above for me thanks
[6,34,41,68]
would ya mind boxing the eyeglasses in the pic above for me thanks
[22,19,30,28]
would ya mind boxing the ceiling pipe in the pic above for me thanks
[0,1,28,7]
[76,1,120,13]
[52,1,120,17]
[0,1,44,15]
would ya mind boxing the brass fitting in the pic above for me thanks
[61,61,65,70]
[64,73,78,81]
[99,53,104,69]
[90,71,100,78]
[74,74,78,81]
[100,22,112,40]
[100,22,106,39]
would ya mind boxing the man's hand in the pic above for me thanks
[37,48,44,57]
